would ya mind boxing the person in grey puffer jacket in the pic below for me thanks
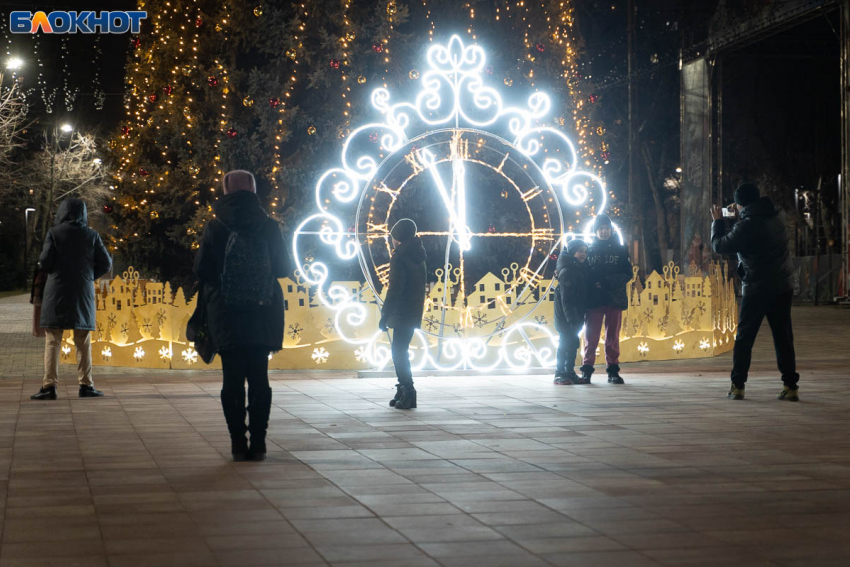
[711,183,798,401]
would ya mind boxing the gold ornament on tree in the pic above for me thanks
[504,77,513,86]
[307,126,317,135]
[387,2,397,15]
[357,75,366,85]
[181,65,193,76]
[409,69,419,80]
[253,6,263,17]
[345,31,356,41]
[215,23,222,32]
[242,96,254,107]
[188,164,200,175]
[285,49,296,61]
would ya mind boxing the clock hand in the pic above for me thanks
[420,149,472,251]
[451,157,472,251]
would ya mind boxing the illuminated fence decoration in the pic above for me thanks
[57,259,736,371]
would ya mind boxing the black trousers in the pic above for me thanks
[391,326,416,388]
[556,325,581,375]
[220,347,272,440]
[732,291,799,388]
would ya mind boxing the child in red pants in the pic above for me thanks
[581,214,632,384]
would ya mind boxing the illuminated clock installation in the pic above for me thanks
[293,35,610,371]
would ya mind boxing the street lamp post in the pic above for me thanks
[23,208,35,290]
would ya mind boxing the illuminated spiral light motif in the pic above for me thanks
[293,35,620,371]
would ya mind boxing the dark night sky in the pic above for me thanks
[1,0,135,131]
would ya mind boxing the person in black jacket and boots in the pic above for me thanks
[380,219,427,410]
[582,214,632,384]
[711,183,798,401]
[553,239,589,385]
[195,170,290,461]
[31,199,112,400]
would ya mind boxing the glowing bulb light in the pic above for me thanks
[293,35,614,372]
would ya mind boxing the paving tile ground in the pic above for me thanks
[1,293,850,566]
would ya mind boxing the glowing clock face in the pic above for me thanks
[356,128,562,338]
[292,35,614,371]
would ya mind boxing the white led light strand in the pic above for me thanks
[293,35,616,371]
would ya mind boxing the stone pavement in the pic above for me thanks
[1,294,849,566]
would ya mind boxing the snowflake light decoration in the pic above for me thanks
[699,338,711,350]
[61,345,72,359]
[672,340,685,353]
[182,348,198,365]
[133,347,146,361]
[637,342,650,356]
[101,347,112,361]
[292,35,619,372]
[159,346,172,360]
[312,347,329,365]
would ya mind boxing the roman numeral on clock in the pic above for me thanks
[521,186,542,202]
[375,263,391,287]
[519,266,542,287]
[532,227,555,241]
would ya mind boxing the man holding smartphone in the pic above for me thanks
[710,183,798,401]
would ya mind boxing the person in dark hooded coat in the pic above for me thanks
[31,198,112,401]
[379,218,427,410]
[195,170,290,460]
[711,183,798,401]
[553,239,589,385]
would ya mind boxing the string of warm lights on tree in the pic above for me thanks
[109,0,619,281]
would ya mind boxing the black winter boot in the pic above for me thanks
[230,436,249,462]
[79,385,104,397]
[575,365,594,385]
[607,365,625,385]
[389,383,403,407]
[221,388,248,461]
[31,386,57,400]
[394,385,417,409]
[248,385,272,461]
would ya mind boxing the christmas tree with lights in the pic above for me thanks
[111,0,611,284]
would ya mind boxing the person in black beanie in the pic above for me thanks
[380,219,427,410]
[582,214,632,384]
[553,239,589,385]
[711,183,798,401]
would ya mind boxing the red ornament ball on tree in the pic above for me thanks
[536,43,545,52]
[549,253,558,261]
[588,93,599,103]
[600,151,610,161]
[103,205,113,214]
[372,43,384,53]
[195,17,203,27]
[268,97,280,108]
[139,168,149,176]
[207,76,219,87]
[121,126,130,135]
[162,84,173,95]
[487,225,497,234]
[226,128,237,138]
[368,132,379,143]
[148,93,158,103]
[484,65,494,75]
[131,37,141,48]
[329,58,340,69]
